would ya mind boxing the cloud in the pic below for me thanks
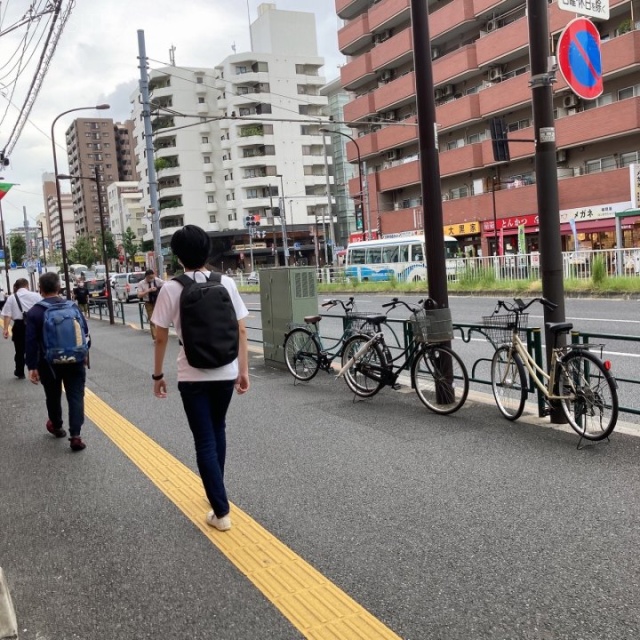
[0,0,343,229]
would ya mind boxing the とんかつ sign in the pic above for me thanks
[557,17,603,100]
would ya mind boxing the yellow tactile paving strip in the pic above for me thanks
[84,388,400,640]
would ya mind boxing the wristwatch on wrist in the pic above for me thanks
[151,373,164,381]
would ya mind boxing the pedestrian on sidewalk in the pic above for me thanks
[1,278,41,379]
[151,225,250,532]
[137,269,164,342]
[26,272,90,451]
[72,278,90,318]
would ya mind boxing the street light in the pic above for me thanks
[58,167,115,325]
[320,127,367,240]
[38,221,47,267]
[276,173,290,265]
[490,176,515,256]
[0,176,10,293]
[51,104,110,299]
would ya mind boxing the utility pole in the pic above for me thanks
[410,0,448,309]
[362,160,372,240]
[528,0,566,422]
[137,30,163,278]
[322,132,337,264]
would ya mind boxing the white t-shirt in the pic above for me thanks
[151,271,248,382]
[1,289,42,321]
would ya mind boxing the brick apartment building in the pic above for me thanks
[336,0,639,256]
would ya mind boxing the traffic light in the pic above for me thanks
[244,215,261,228]
[490,116,510,163]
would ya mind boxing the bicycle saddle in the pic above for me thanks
[545,322,573,334]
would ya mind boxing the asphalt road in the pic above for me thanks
[2,312,640,639]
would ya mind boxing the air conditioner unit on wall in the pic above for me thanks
[556,149,568,163]
[488,68,502,82]
[386,149,400,161]
[486,19,498,32]
[431,47,441,60]
[381,70,393,82]
[442,84,454,97]
[435,88,444,100]
[563,94,579,108]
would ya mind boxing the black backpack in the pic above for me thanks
[174,272,239,369]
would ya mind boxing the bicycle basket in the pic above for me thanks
[345,311,380,333]
[481,312,529,344]
[410,308,454,343]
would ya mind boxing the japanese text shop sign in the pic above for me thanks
[444,222,480,236]
[557,0,609,20]
[483,214,539,233]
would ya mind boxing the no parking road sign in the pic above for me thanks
[557,17,603,100]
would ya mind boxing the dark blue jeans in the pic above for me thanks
[178,380,235,518]
[39,362,86,437]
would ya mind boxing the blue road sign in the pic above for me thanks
[558,17,603,100]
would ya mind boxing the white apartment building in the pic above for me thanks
[107,181,145,245]
[131,3,332,267]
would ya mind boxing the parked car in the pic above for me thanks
[84,275,107,299]
[111,272,146,302]
[247,271,260,285]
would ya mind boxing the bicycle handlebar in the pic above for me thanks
[321,297,356,312]
[495,297,558,314]
[381,296,432,313]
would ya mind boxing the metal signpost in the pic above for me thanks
[557,17,604,100]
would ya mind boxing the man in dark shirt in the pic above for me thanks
[26,272,90,452]
[72,279,89,317]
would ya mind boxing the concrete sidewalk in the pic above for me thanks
[2,319,640,639]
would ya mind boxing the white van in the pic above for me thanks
[111,272,146,302]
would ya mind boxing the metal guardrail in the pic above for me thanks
[571,330,640,416]
[115,302,640,419]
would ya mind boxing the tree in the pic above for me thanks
[67,235,97,267]
[122,227,139,270]
[140,239,154,252]
[102,230,119,261]
[9,235,26,264]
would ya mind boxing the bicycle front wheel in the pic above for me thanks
[557,350,618,440]
[284,328,320,381]
[491,346,527,420]
[341,334,387,398]
[411,345,469,415]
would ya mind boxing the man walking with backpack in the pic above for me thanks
[2,279,41,379]
[26,272,90,451]
[151,225,249,531]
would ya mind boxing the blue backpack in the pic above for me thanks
[37,299,89,365]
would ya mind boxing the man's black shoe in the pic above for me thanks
[14,371,25,379]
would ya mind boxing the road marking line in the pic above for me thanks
[84,388,400,640]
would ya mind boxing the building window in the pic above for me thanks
[209,215,217,223]
[198,97,205,104]
[618,86,635,100]
[228,212,237,221]
[201,136,209,143]
[196,76,204,84]
[203,156,211,163]
[205,176,213,183]
[620,151,639,167]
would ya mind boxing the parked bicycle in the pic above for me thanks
[283,298,384,382]
[338,297,469,415]
[482,297,619,441]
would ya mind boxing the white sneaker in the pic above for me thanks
[206,511,231,531]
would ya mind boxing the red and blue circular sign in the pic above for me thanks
[557,17,603,100]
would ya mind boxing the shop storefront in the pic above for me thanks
[559,203,638,251]
[443,221,481,257]
[482,214,539,257]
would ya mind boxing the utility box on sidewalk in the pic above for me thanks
[259,267,317,368]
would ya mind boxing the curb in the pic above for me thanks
[0,567,18,640]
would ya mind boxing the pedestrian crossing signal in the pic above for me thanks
[245,215,261,227]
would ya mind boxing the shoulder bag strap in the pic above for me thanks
[14,293,25,318]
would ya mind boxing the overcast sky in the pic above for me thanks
[0,0,343,231]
